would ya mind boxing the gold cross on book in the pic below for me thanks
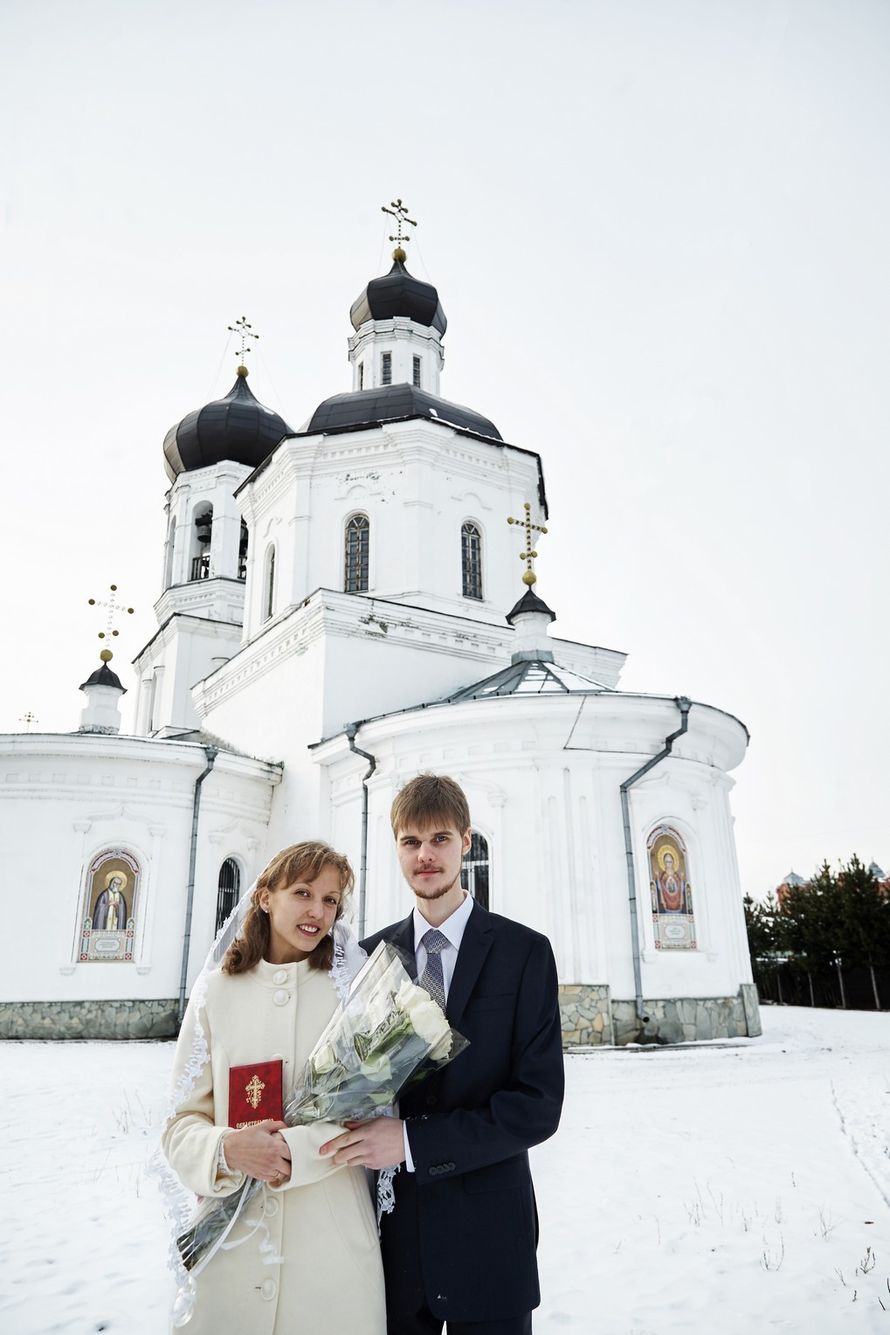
[245,1074,266,1110]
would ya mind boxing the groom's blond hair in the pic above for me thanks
[390,773,471,838]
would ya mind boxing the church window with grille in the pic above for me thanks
[191,506,213,581]
[412,355,421,388]
[358,361,364,390]
[215,858,241,933]
[238,520,249,581]
[461,831,490,910]
[263,545,276,621]
[381,352,392,385]
[344,514,370,593]
[461,521,483,600]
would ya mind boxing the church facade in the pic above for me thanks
[0,237,760,1045]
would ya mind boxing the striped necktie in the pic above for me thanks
[419,928,449,1011]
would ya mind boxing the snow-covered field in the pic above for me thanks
[0,1007,887,1334]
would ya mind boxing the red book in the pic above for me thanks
[228,1060,284,1129]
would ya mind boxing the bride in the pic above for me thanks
[161,841,386,1334]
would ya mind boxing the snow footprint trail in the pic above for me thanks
[533,1008,890,1334]
[830,1072,890,1213]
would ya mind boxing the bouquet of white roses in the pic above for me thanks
[176,942,466,1281]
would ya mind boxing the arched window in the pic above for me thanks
[461,831,490,910]
[238,520,249,581]
[461,521,483,600]
[191,506,213,581]
[344,514,370,593]
[215,857,241,933]
[263,544,276,621]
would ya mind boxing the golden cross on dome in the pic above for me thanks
[227,315,260,372]
[19,711,38,732]
[87,583,135,664]
[507,502,549,587]
[245,1074,266,1110]
[381,198,417,260]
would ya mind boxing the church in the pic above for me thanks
[0,213,760,1046]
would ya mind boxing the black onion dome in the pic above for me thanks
[306,384,501,440]
[350,259,447,335]
[163,370,293,481]
[79,663,126,692]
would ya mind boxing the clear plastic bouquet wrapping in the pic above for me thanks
[174,942,467,1306]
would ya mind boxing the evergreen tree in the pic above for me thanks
[835,855,890,1006]
[743,893,773,960]
[778,862,839,971]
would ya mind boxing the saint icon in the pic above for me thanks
[93,870,130,931]
[654,847,688,914]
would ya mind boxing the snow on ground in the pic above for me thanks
[0,1007,887,1334]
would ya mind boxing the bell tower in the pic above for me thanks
[347,202,445,396]
[133,322,293,735]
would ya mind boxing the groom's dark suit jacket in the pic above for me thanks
[362,901,564,1324]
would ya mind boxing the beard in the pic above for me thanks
[412,868,462,901]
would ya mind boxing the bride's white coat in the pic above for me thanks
[162,957,385,1335]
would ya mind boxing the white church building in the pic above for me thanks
[0,235,760,1046]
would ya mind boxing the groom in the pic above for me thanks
[321,773,564,1334]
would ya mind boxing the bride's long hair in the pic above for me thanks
[223,840,354,975]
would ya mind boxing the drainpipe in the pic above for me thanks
[620,697,691,1025]
[177,745,218,1026]
[345,724,376,939]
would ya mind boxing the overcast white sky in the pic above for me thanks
[2,0,887,899]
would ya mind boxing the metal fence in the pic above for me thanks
[753,961,890,1011]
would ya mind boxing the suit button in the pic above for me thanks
[273,989,289,1006]
[260,1278,277,1300]
[264,1195,279,1217]
[425,1094,437,1107]
[272,969,288,985]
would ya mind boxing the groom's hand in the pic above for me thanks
[222,1120,292,1184]
[319,1117,405,1170]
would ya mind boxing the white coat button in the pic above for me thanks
[272,969,288,985]
[260,1278,277,1301]
[264,1195,279,1217]
[273,989,290,1006]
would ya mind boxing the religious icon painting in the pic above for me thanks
[79,849,140,962]
[647,825,696,949]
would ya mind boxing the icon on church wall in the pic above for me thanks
[647,826,696,949]
[79,851,140,962]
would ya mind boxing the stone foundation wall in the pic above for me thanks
[559,985,760,1047]
[4,984,761,1046]
[558,984,613,1045]
[0,999,179,1040]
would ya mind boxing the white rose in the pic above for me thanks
[429,1029,453,1062]
[396,980,451,1052]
